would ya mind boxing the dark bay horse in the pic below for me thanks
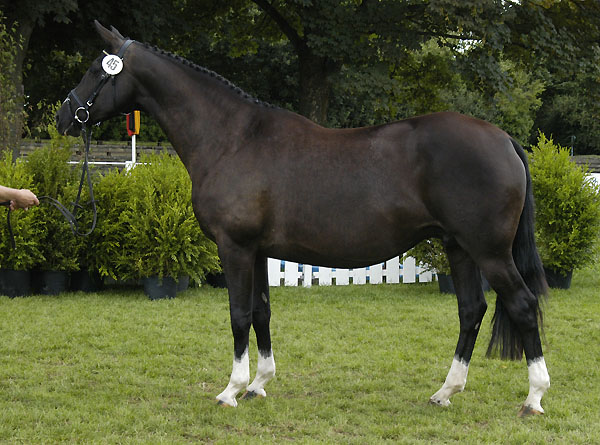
[56,22,550,416]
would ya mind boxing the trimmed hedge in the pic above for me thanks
[529,133,600,274]
[0,142,220,284]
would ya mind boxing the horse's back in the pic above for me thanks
[247,111,522,265]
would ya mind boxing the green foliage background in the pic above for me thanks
[0,132,220,280]
[23,127,79,271]
[0,151,44,270]
[529,133,600,273]
[3,1,600,152]
[116,152,220,282]
[84,167,131,279]
[0,13,24,155]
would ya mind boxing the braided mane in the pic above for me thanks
[142,43,276,109]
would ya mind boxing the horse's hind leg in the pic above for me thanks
[430,242,487,407]
[242,255,276,400]
[480,257,550,415]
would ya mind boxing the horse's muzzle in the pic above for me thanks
[56,103,82,137]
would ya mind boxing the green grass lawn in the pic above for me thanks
[0,267,599,444]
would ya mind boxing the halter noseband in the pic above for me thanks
[65,38,135,126]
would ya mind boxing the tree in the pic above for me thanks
[0,1,78,156]
[173,0,597,129]
[247,0,497,124]
[373,39,545,142]
[0,13,22,158]
[533,72,600,154]
[11,0,600,148]
[2,0,180,145]
[504,0,600,78]
[505,1,600,152]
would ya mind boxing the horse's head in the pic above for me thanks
[56,21,138,137]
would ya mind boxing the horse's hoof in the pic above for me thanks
[216,399,234,408]
[241,390,264,400]
[429,397,450,407]
[518,405,544,417]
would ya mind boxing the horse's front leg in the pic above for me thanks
[242,255,276,400]
[215,240,256,407]
[430,244,487,407]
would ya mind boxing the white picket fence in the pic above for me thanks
[267,255,434,287]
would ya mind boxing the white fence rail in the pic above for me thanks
[267,255,434,287]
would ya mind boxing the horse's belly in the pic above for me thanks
[263,210,432,268]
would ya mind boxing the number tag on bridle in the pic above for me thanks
[102,54,123,75]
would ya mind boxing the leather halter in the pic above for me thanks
[65,39,135,126]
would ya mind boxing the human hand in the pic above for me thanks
[10,189,40,211]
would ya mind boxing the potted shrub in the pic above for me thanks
[117,152,220,299]
[85,166,135,287]
[408,239,490,294]
[529,132,600,288]
[0,151,45,297]
[25,129,79,294]
[407,238,454,293]
[64,164,104,292]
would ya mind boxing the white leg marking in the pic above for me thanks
[523,357,550,413]
[430,357,469,406]
[246,350,276,397]
[216,348,249,407]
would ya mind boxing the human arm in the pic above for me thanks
[0,185,40,210]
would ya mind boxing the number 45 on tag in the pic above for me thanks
[102,54,123,75]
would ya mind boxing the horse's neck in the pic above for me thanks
[132,51,253,175]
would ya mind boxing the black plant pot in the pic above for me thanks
[31,270,70,295]
[70,270,104,292]
[205,272,227,289]
[437,274,455,294]
[143,276,177,300]
[543,267,573,289]
[0,269,31,298]
[177,275,190,292]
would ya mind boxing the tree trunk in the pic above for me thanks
[1,18,33,160]
[297,51,341,126]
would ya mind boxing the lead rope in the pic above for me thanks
[1,127,97,249]
[0,201,15,249]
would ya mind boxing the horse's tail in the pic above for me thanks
[486,137,548,360]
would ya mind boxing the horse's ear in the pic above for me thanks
[94,20,123,50]
[110,26,125,40]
